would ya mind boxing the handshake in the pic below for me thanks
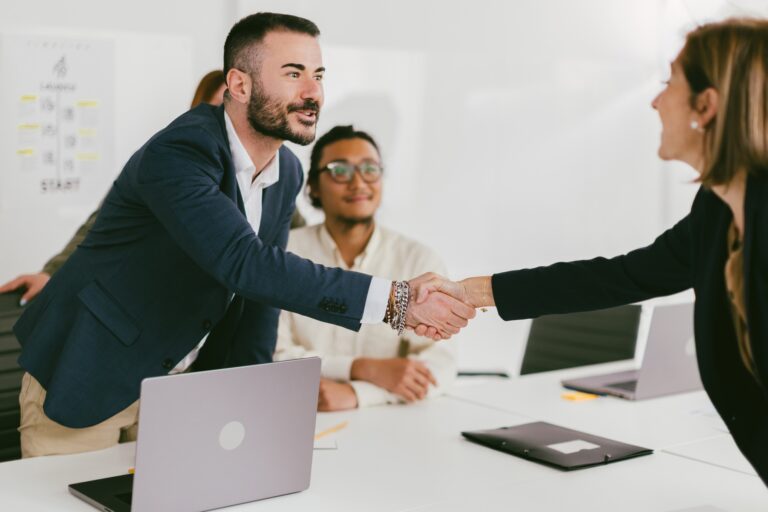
[398,273,496,341]
[0,271,493,342]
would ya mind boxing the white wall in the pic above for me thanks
[238,0,668,370]
[237,0,768,371]
[0,0,237,276]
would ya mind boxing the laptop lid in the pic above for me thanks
[633,302,701,399]
[70,357,321,512]
[562,302,700,400]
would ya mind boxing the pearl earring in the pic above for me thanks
[690,120,703,132]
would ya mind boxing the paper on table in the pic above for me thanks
[313,438,338,450]
[547,440,600,454]
[312,420,347,450]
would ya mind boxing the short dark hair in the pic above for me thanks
[307,125,381,208]
[223,12,320,75]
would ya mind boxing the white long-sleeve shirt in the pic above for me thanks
[275,223,457,407]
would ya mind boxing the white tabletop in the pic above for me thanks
[448,361,730,449]
[663,434,759,477]
[0,363,765,511]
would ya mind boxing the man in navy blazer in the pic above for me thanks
[13,13,474,457]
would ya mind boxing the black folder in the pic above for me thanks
[462,421,652,470]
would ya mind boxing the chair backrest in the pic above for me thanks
[0,292,25,462]
[519,304,642,375]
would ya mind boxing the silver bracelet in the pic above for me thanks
[388,281,410,335]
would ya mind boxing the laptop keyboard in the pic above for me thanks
[609,380,638,392]
[115,492,132,505]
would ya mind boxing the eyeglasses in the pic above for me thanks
[319,161,383,183]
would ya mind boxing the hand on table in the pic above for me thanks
[352,357,436,402]
[317,378,358,412]
[406,273,478,340]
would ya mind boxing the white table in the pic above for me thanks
[0,365,765,511]
[448,361,729,449]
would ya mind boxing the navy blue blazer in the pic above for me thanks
[14,105,372,428]
[492,173,768,484]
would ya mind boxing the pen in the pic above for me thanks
[314,420,348,440]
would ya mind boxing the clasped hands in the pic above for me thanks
[0,271,490,342]
[404,273,494,341]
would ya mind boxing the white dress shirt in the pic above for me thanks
[275,223,457,407]
[172,112,390,373]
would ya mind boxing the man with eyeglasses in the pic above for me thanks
[12,13,473,457]
[275,125,456,411]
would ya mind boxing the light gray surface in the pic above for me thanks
[562,302,702,399]
[664,435,759,477]
[409,452,764,512]
[132,358,321,511]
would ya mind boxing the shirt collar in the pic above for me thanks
[318,222,381,269]
[224,111,280,188]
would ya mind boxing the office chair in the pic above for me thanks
[519,304,642,375]
[0,292,25,461]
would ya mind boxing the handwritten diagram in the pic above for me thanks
[1,33,114,208]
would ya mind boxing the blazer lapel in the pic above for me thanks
[697,195,732,387]
[257,147,288,241]
[743,173,765,383]
[215,105,246,215]
[258,185,278,240]
[743,173,759,322]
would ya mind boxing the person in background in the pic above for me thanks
[0,69,228,304]
[190,69,227,107]
[275,125,456,411]
[426,18,768,485]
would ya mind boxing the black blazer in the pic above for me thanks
[492,173,768,484]
[14,105,372,428]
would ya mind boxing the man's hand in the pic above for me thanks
[406,291,475,340]
[409,272,470,305]
[406,273,496,338]
[0,273,51,305]
[317,378,358,412]
[351,357,437,402]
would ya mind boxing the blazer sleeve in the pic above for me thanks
[133,126,371,330]
[228,164,302,366]
[42,209,99,275]
[492,214,694,320]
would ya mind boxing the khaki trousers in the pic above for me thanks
[18,372,139,458]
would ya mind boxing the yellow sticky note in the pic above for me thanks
[561,391,598,401]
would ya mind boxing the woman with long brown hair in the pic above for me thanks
[422,18,768,483]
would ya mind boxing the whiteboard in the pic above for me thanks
[0,33,114,211]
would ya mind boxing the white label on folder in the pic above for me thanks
[547,439,600,454]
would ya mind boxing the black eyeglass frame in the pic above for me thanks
[318,160,384,183]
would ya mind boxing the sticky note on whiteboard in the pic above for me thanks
[547,439,600,454]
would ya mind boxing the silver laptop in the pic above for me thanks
[69,357,321,511]
[561,302,701,400]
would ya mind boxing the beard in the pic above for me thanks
[336,214,375,229]
[246,79,320,146]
